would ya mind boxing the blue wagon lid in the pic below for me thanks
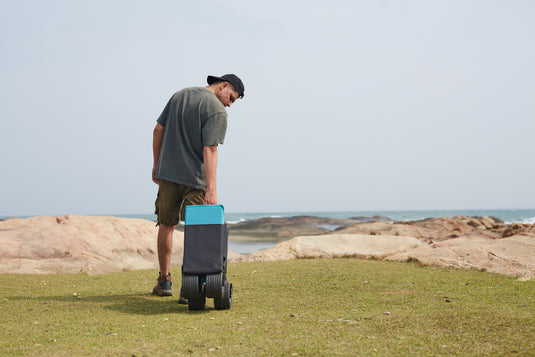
[185,204,225,225]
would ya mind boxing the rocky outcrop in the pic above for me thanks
[226,215,534,280]
[335,216,506,243]
[501,223,535,238]
[386,235,535,280]
[348,215,393,223]
[230,234,422,262]
[227,215,390,240]
[1,214,534,280]
[0,215,183,274]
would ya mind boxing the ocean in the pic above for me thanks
[227,209,535,225]
[118,208,535,225]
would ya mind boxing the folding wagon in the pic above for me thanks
[181,204,233,311]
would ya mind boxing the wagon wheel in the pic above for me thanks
[214,281,232,310]
[182,274,202,299]
[205,273,224,299]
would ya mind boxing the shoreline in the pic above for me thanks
[2,208,535,225]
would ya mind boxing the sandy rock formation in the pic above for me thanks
[336,216,505,243]
[387,235,535,280]
[2,214,534,280]
[229,215,534,280]
[227,215,390,240]
[230,234,422,262]
[335,221,430,240]
[501,223,535,238]
[0,215,183,274]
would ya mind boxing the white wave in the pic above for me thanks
[226,218,246,224]
[227,215,282,224]
[504,216,535,225]
[521,217,535,224]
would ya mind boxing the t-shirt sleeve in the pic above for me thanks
[202,112,228,146]
[156,96,172,127]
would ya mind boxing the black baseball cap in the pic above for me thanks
[207,74,245,99]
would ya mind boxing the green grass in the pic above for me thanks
[1,259,534,356]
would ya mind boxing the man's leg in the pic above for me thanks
[152,224,175,296]
[157,224,175,276]
[153,179,181,297]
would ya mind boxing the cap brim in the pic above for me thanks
[207,75,224,85]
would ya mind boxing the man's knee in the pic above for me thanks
[158,224,175,234]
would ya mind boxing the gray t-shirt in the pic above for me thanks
[155,87,227,189]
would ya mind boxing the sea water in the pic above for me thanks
[225,209,535,225]
[119,208,535,225]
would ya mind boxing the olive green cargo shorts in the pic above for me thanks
[154,179,206,226]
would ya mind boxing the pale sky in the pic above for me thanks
[1,0,534,216]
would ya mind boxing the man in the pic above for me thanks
[151,74,244,303]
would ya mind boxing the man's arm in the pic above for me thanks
[152,123,165,184]
[203,144,218,204]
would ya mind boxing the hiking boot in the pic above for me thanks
[152,272,172,296]
[178,286,188,305]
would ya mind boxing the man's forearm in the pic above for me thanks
[152,123,165,183]
[203,145,218,204]
[153,124,165,167]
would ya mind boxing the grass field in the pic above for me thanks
[1,259,534,356]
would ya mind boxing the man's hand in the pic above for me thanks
[204,189,217,205]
